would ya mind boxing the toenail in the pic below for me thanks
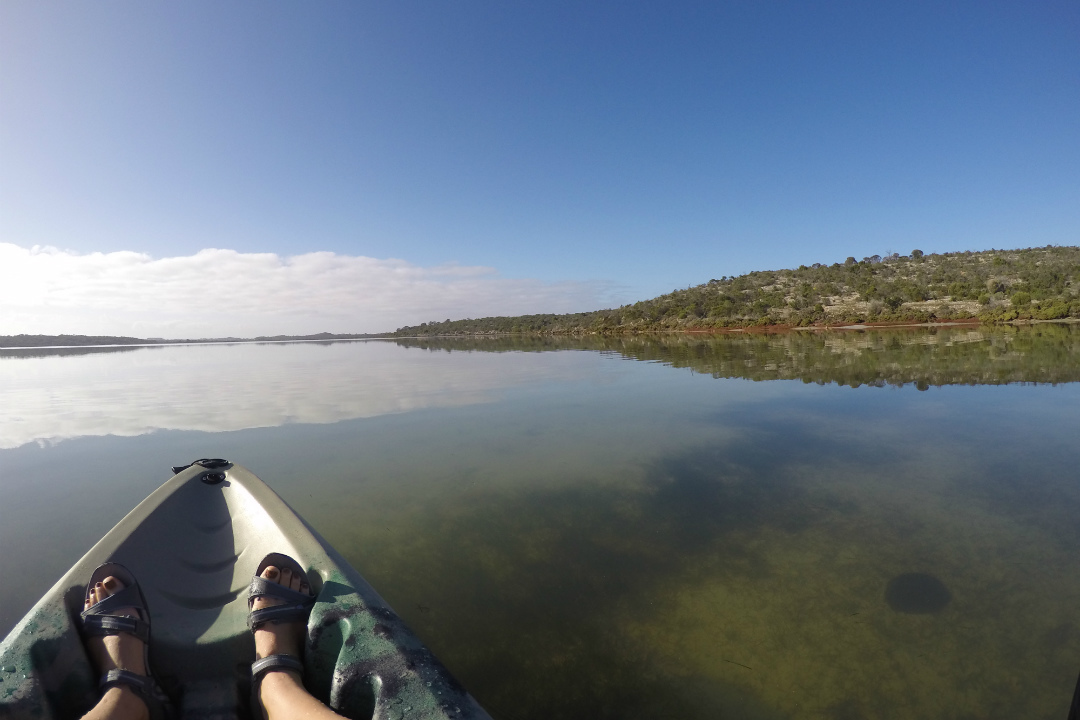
[103,578,117,590]
[266,568,279,579]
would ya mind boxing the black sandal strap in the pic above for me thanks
[248,576,315,607]
[247,603,314,631]
[100,669,154,694]
[100,670,172,720]
[82,613,150,643]
[82,584,144,618]
[251,654,304,679]
[247,572,315,630]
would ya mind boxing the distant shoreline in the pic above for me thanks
[7,318,1079,350]
[388,317,1079,340]
[0,333,386,350]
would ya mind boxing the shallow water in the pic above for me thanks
[2,326,1079,719]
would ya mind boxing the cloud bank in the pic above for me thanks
[0,243,617,337]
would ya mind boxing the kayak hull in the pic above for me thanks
[0,462,490,720]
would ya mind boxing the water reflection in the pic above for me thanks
[4,327,1075,450]
[2,329,1080,719]
[0,340,594,449]
[395,323,1080,387]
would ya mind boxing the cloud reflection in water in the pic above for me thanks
[0,341,591,450]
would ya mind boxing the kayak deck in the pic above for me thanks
[0,461,490,719]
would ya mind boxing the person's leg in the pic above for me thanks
[251,564,345,720]
[79,577,150,720]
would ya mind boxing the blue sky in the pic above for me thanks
[1,1,1078,335]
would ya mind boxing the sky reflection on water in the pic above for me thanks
[0,340,599,449]
[2,330,1079,719]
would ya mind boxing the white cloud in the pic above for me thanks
[0,243,618,337]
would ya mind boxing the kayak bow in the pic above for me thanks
[0,461,491,720]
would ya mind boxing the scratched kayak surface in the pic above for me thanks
[0,460,490,720]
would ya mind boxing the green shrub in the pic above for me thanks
[1035,301,1070,320]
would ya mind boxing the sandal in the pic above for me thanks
[80,562,174,720]
[247,553,317,632]
[248,553,316,716]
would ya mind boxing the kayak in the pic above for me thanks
[0,460,492,719]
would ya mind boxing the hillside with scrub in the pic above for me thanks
[394,246,1080,336]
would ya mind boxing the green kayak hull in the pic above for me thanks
[0,461,491,720]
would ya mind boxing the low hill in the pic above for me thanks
[393,246,1080,336]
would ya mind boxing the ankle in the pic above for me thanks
[258,669,305,713]
[254,627,302,661]
[101,685,150,720]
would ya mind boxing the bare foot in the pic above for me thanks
[80,578,149,720]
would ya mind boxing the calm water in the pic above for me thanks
[2,326,1079,719]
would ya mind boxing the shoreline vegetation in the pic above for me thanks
[5,246,1078,347]
[393,246,1080,337]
